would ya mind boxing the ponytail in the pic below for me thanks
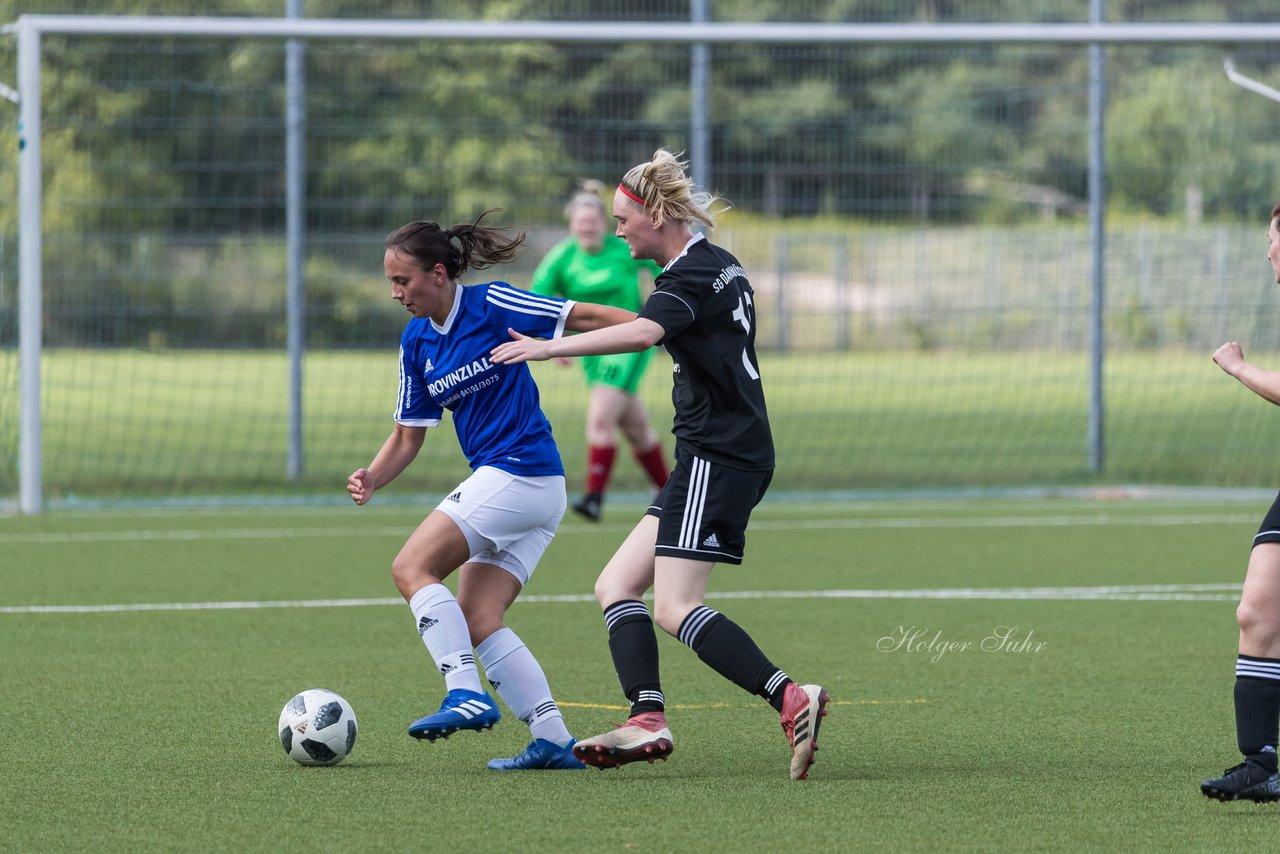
[386,209,525,278]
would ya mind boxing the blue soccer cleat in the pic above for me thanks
[408,689,501,741]
[487,738,587,770]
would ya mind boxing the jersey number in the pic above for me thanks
[731,293,761,380]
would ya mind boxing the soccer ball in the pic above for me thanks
[278,688,358,766]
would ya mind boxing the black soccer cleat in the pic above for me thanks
[572,492,603,522]
[1201,760,1280,802]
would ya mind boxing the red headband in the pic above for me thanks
[618,184,646,206]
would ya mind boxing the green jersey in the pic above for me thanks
[530,234,658,310]
[531,234,661,394]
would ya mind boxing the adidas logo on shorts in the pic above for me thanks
[447,491,462,502]
[702,533,721,548]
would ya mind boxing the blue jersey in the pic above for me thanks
[394,281,576,476]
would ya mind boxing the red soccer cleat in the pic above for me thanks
[780,683,829,780]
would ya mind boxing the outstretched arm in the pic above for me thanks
[492,315,665,365]
[1215,341,1280,406]
[546,303,635,367]
[347,423,427,505]
[565,302,638,333]
[491,300,663,365]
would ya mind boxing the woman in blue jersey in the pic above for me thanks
[347,211,634,771]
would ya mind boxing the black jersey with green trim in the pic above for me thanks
[638,233,775,471]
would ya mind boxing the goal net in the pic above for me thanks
[4,14,1280,510]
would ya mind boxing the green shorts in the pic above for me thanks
[581,348,653,394]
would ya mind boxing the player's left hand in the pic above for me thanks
[491,329,552,364]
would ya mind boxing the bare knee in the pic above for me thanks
[391,556,436,600]
[653,608,683,637]
[592,578,611,609]
[593,578,626,610]
[585,419,616,447]
[584,400,618,446]
[1238,598,1280,647]
[595,576,648,610]
[620,420,657,452]
[653,600,699,637]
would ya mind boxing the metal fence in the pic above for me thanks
[6,9,1280,511]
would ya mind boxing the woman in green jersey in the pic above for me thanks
[531,183,670,522]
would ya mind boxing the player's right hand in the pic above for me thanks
[1213,341,1245,377]
[490,328,552,364]
[347,468,376,505]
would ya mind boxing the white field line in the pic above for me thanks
[0,511,1261,546]
[1,513,1250,613]
[0,584,1244,614]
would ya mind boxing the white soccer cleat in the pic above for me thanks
[572,711,674,768]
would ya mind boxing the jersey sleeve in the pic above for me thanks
[638,274,701,339]
[393,342,442,428]
[485,282,576,340]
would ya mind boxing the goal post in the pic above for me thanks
[16,18,41,516]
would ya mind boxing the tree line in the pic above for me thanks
[4,0,1280,234]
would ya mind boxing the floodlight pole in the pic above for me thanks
[1224,58,1280,105]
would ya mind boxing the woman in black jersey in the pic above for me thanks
[491,149,828,780]
[1201,201,1280,802]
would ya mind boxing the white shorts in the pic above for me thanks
[434,466,566,586]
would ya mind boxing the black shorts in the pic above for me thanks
[1255,491,1280,547]
[646,451,773,565]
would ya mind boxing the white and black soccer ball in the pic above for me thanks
[278,688,358,767]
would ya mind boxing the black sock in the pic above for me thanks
[1235,655,1280,772]
[677,606,791,712]
[603,600,664,716]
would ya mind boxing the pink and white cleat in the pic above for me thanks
[780,683,829,780]
[572,711,674,769]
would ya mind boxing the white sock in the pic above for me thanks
[477,627,572,747]
[408,583,481,694]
